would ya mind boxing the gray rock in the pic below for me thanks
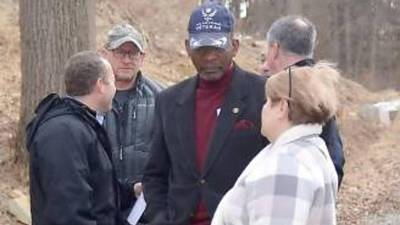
[361,214,400,225]
[359,99,400,126]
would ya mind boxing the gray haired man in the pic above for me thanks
[260,15,345,186]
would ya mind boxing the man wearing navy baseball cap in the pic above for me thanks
[188,1,234,50]
[143,2,268,225]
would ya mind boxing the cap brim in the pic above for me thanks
[189,33,230,50]
[108,36,144,52]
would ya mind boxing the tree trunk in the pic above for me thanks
[335,0,348,74]
[344,0,352,76]
[327,0,338,62]
[287,0,302,14]
[369,0,377,82]
[16,0,96,163]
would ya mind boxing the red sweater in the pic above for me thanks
[191,66,233,225]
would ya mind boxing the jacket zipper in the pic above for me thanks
[118,104,124,161]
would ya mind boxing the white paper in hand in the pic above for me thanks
[127,193,147,225]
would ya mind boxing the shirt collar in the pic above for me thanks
[292,58,315,67]
[271,123,322,149]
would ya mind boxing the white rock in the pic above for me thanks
[7,190,31,225]
[359,99,400,126]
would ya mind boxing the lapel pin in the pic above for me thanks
[232,107,239,114]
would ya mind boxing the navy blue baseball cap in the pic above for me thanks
[188,2,235,50]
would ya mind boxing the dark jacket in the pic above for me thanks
[143,65,268,225]
[293,58,345,186]
[26,94,120,225]
[103,72,164,216]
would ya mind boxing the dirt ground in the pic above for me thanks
[0,0,399,224]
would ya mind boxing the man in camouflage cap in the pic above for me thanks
[101,23,164,224]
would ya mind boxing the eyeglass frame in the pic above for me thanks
[111,48,143,60]
[288,66,293,99]
[287,66,293,116]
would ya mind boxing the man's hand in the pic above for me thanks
[133,182,143,198]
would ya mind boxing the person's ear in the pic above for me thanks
[270,42,280,60]
[185,39,191,56]
[277,99,290,120]
[231,39,239,57]
[95,78,107,95]
[137,52,146,65]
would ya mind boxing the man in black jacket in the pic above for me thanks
[259,15,345,185]
[101,23,164,222]
[26,51,119,225]
[143,3,268,225]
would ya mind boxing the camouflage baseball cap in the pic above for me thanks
[106,23,145,52]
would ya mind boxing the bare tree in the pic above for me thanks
[17,0,96,163]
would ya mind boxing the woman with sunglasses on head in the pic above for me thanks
[212,62,340,225]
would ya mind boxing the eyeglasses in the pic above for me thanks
[287,66,293,110]
[112,49,142,60]
[288,66,293,99]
